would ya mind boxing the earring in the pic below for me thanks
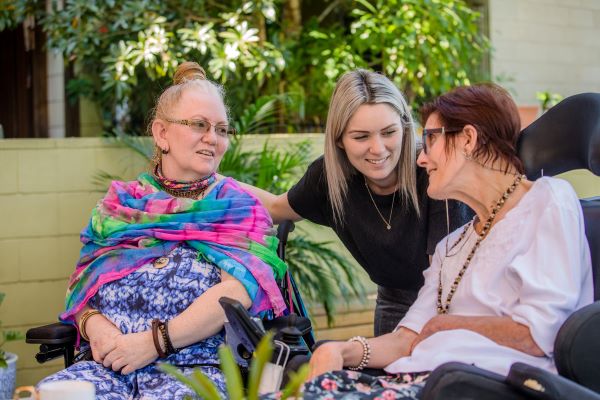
[161,148,169,155]
[462,150,472,160]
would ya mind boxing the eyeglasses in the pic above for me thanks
[421,126,463,154]
[165,118,236,138]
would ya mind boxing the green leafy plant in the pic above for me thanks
[0,292,24,368]
[160,332,309,399]
[1,0,489,131]
[536,91,563,113]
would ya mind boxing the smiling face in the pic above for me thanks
[417,112,467,199]
[339,103,404,191]
[152,87,229,181]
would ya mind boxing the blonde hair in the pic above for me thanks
[149,61,227,166]
[324,69,420,225]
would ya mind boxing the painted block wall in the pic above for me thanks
[489,0,600,106]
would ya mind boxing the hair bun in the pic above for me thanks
[173,61,207,85]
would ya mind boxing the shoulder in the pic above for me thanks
[527,177,580,213]
[212,177,258,201]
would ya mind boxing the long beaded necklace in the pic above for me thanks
[437,174,525,314]
[152,165,216,199]
[364,177,397,230]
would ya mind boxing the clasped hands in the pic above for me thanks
[86,317,160,375]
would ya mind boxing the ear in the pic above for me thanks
[461,124,478,155]
[151,119,169,151]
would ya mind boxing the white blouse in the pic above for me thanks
[386,177,593,376]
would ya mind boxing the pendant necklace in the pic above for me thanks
[364,177,397,230]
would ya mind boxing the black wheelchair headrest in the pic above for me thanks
[517,93,600,179]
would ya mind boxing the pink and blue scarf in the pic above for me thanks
[60,173,288,324]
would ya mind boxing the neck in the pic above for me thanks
[365,172,398,195]
[450,168,527,230]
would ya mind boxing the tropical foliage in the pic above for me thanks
[0,0,489,132]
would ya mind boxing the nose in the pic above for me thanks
[417,148,428,167]
[368,135,386,155]
[201,126,218,145]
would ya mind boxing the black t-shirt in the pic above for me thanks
[288,157,472,291]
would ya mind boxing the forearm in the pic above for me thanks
[425,315,544,356]
[341,328,417,369]
[167,276,252,349]
[75,305,120,340]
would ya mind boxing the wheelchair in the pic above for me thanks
[419,92,600,400]
[25,220,315,389]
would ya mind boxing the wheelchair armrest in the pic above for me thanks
[26,322,77,345]
[506,362,600,400]
[554,301,600,392]
[420,362,527,400]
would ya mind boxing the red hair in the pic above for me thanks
[420,83,524,174]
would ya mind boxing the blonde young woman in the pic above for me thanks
[248,69,470,336]
[38,62,287,399]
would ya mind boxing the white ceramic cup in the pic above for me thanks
[14,380,95,400]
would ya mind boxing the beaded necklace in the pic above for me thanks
[152,165,216,199]
[436,174,525,314]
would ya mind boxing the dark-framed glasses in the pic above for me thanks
[165,118,236,138]
[422,126,463,154]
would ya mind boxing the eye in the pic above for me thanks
[191,120,209,131]
[382,130,397,136]
[352,134,368,140]
[215,125,229,137]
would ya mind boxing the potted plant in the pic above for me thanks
[0,292,23,399]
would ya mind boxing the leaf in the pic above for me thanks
[218,345,244,400]
[247,332,274,400]
[280,363,309,399]
[159,363,222,400]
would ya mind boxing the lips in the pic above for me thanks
[366,155,390,165]
[196,149,215,157]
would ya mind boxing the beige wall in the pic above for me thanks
[490,0,600,106]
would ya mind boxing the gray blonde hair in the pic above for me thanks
[324,69,420,225]
[149,61,227,166]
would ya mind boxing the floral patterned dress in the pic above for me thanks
[39,246,226,399]
[262,370,429,400]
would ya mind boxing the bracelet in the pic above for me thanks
[164,320,180,354]
[78,309,101,342]
[151,319,167,358]
[347,336,371,371]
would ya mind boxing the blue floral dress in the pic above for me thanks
[39,246,226,399]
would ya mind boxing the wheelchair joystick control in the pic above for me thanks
[280,314,302,346]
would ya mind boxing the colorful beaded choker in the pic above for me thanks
[152,165,216,199]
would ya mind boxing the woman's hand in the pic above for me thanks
[307,342,347,380]
[409,314,448,354]
[85,314,123,364]
[101,330,158,375]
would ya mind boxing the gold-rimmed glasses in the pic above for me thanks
[165,118,236,138]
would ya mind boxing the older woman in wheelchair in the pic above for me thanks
[36,61,288,399]
[270,83,594,400]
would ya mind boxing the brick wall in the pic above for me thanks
[490,0,600,105]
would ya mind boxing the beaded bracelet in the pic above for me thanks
[347,336,371,371]
[164,320,180,354]
[78,309,101,342]
[151,319,167,358]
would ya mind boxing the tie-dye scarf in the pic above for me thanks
[60,173,288,324]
